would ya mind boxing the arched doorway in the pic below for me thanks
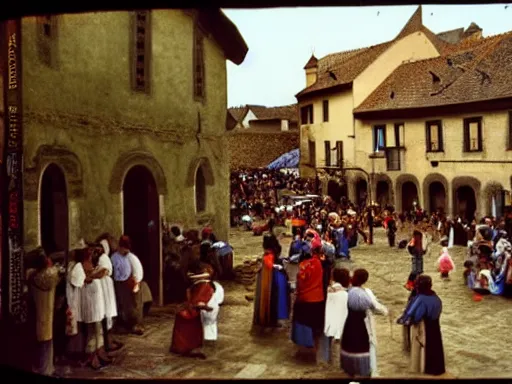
[327,180,343,203]
[376,180,390,208]
[40,163,69,256]
[402,181,419,212]
[355,179,368,206]
[428,181,446,214]
[455,186,477,222]
[123,165,160,303]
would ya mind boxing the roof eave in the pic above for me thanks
[198,9,248,65]
[353,96,512,120]
[295,82,353,102]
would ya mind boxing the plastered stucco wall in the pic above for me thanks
[355,111,512,216]
[21,10,232,249]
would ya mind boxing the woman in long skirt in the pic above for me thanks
[340,269,387,377]
[398,275,446,376]
[170,255,215,359]
[291,230,325,354]
[253,234,290,328]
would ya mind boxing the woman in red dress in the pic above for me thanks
[169,248,215,359]
[291,229,326,356]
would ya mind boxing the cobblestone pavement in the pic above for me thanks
[60,228,512,379]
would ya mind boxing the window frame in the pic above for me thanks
[193,22,206,101]
[463,116,483,152]
[194,164,207,213]
[425,120,444,152]
[394,122,404,147]
[508,111,512,150]
[372,125,387,153]
[322,100,329,122]
[324,141,331,167]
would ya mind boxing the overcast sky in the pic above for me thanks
[224,4,512,108]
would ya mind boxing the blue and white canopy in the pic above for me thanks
[267,148,300,170]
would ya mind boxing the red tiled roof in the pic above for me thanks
[296,6,454,99]
[354,32,512,113]
[228,106,248,123]
[249,104,298,122]
[304,54,318,69]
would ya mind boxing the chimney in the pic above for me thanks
[304,54,318,88]
[463,22,483,42]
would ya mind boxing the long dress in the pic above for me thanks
[200,281,225,341]
[66,261,86,355]
[98,253,117,330]
[319,283,348,362]
[253,250,290,327]
[291,256,325,348]
[340,287,379,377]
[364,288,388,377]
[403,292,445,376]
[170,265,215,355]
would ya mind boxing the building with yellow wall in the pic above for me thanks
[296,6,512,220]
[1,10,247,306]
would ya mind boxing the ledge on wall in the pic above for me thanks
[196,212,214,226]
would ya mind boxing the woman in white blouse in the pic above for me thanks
[97,239,123,352]
[321,267,350,363]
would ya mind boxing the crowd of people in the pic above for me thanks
[25,225,234,375]
[23,166,512,378]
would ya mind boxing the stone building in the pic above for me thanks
[227,104,299,169]
[1,10,248,306]
[296,5,512,219]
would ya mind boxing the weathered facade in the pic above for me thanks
[4,10,247,306]
[296,6,512,219]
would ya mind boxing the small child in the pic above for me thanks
[463,260,474,285]
[436,247,455,279]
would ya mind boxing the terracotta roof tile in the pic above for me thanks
[249,104,298,122]
[354,32,512,113]
[304,54,318,69]
[229,104,298,123]
[296,6,454,99]
[228,106,248,123]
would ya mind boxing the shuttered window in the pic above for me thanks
[132,11,152,93]
[324,141,331,167]
[336,141,343,167]
[193,24,205,100]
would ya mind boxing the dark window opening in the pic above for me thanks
[508,111,512,150]
[322,100,329,122]
[394,123,404,147]
[336,141,343,167]
[300,104,314,125]
[195,166,206,213]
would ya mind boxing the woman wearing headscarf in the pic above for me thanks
[397,275,445,376]
[340,269,388,377]
[291,230,325,355]
[252,233,290,328]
